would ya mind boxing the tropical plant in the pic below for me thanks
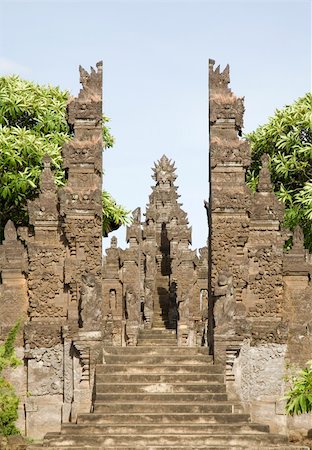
[246,92,312,251]
[285,360,312,415]
[0,75,131,239]
[0,321,21,436]
[102,191,131,236]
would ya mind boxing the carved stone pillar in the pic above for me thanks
[60,62,103,332]
[122,218,142,345]
[209,60,251,295]
[27,155,67,321]
[283,226,312,366]
[103,236,123,345]
[71,330,102,420]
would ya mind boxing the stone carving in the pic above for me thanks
[27,345,63,396]
[4,220,18,241]
[214,271,235,335]
[79,273,102,330]
[237,341,287,401]
[108,289,117,316]
[210,137,250,169]
[209,61,245,136]
[0,220,28,293]
[28,155,59,226]
[27,246,66,319]
[283,225,309,276]
[168,282,178,328]
[67,63,103,125]
[132,207,141,223]
[200,289,208,320]
[178,290,190,323]
[62,327,74,413]
[24,323,62,351]
[250,154,284,223]
[125,287,140,323]
[143,280,154,327]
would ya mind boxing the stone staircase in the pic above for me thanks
[38,328,307,449]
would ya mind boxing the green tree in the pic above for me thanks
[0,321,21,436]
[0,75,130,238]
[246,92,312,250]
[285,361,312,416]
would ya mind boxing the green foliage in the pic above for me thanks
[0,321,21,373]
[246,93,312,251]
[0,321,22,436]
[0,76,70,229]
[102,115,115,149]
[285,361,312,416]
[0,75,129,237]
[0,379,20,436]
[102,191,132,236]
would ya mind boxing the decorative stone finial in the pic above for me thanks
[4,220,17,242]
[110,236,117,248]
[78,61,103,94]
[292,225,304,251]
[209,59,244,131]
[257,154,272,192]
[132,207,141,224]
[67,61,103,125]
[152,155,177,185]
[209,59,230,91]
[40,155,56,194]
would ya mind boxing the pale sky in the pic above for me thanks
[0,0,311,250]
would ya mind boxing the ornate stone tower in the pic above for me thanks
[103,155,208,347]
[144,155,192,330]
[60,63,103,331]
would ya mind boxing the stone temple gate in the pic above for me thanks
[1,60,312,446]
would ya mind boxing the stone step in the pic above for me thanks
[150,327,175,331]
[30,446,311,450]
[94,392,228,402]
[137,339,177,346]
[77,412,251,425]
[95,383,226,394]
[139,329,176,336]
[95,373,224,384]
[152,315,170,320]
[60,423,270,435]
[102,346,209,356]
[93,402,234,414]
[44,433,288,447]
[150,326,176,331]
[27,444,310,450]
[39,330,294,450]
[100,355,214,365]
[96,364,224,374]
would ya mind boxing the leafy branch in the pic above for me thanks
[246,92,312,251]
[0,321,22,436]
[285,361,312,415]
[0,75,130,237]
